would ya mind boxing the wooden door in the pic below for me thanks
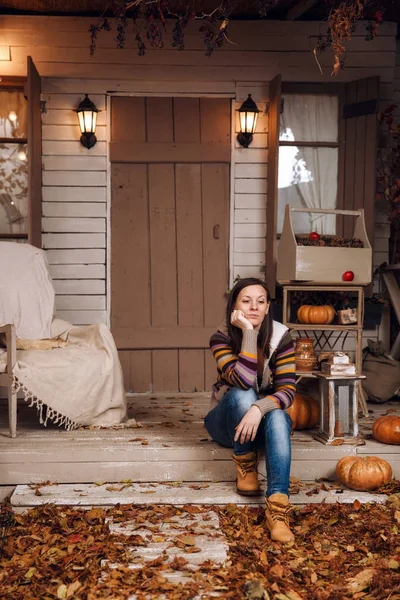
[110,97,231,392]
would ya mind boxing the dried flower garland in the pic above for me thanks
[314,0,385,75]
[89,0,384,63]
[89,0,263,57]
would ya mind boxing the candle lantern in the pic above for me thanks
[313,373,366,445]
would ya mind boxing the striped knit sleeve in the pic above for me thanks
[255,331,296,416]
[210,329,258,390]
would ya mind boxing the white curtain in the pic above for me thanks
[278,94,338,234]
[0,91,27,138]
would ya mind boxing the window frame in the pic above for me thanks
[0,76,28,241]
[279,82,344,238]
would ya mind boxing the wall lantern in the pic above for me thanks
[237,94,259,148]
[75,94,99,149]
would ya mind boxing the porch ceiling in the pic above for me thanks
[1,0,399,22]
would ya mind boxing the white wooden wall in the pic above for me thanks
[0,15,397,337]
[231,82,269,282]
[42,93,108,325]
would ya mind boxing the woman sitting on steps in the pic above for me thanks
[204,277,296,543]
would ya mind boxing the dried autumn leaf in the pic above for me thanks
[57,584,68,599]
[288,557,306,569]
[24,567,36,579]
[244,579,270,599]
[353,499,361,511]
[177,534,196,546]
[329,438,344,446]
[346,568,376,593]
[286,590,304,600]
[394,510,400,523]
[388,559,399,570]
[67,580,82,597]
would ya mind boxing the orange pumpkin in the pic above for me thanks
[297,305,335,325]
[287,393,320,430]
[372,415,400,445]
[336,456,392,491]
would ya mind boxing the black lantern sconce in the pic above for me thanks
[237,94,260,148]
[75,94,99,149]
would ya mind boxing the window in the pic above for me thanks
[277,93,339,235]
[0,82,28,239]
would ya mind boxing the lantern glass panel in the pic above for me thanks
[335,385,351,435]
[78,110,97,134]
[240,111,258,134]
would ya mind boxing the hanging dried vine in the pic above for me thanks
[89,0,387,66]
[88,0,294,57]
[314,0,385,75]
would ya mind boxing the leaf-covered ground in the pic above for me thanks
[1,494,400,600]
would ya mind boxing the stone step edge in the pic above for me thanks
[10,482,388,507]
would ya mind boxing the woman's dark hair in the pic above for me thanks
[226,277,273,357]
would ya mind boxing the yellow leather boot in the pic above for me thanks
[232,451,262,496]
[265,493,295,542]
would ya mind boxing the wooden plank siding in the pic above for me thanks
[41,92,107,326]
[0,15,397,355]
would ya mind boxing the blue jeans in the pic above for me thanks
[204,387,292,497]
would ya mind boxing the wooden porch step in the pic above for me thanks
[0,394,399,485]
[10,481,387,508]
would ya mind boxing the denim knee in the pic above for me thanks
[226,387,258,418]
[265,409,292,443]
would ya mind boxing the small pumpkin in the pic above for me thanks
[336,456,392,491]
[297,305,335,325]
[287,393,320,430]
[372,415,400,445]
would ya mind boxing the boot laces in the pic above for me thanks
[266,500,292,526]
[232,455,258,477]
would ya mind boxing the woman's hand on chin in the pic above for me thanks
[231,309,253,330]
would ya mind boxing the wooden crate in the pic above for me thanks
[277,206,372,285]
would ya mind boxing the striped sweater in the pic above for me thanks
[209,322,296,416]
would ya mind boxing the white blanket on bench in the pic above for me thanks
[1,318,127,429]
[0,242,127,429]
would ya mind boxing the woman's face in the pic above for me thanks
[234,284,269,330]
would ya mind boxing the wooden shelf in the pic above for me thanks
[287,324,362,331]
[280,284,366,292]
[282,284,366,410]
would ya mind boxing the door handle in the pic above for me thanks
[213,225,220,239]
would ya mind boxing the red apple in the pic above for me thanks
[309,231,320,242]
[342,271,354,282]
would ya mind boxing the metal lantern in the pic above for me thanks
[75,94,99,149]
[237,94,259,148]
[313,373,366,445]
